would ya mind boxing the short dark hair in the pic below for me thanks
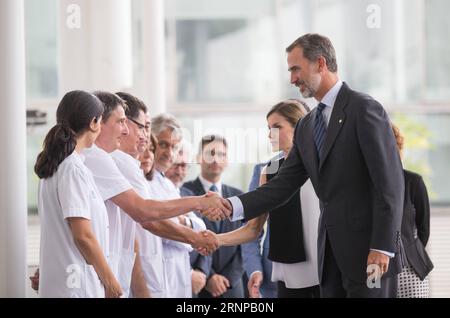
[199,135,227,154]
[286,33,338,73]
[93,91,127,122]
[116,92,148,120]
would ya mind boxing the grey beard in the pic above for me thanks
[300,86,315,98]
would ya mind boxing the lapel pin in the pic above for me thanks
[339,119,343,124]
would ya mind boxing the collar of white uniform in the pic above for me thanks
[88,143,109,156]
[114,150,141,168]
[72,151,86,163]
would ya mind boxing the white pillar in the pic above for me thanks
[141,0,167,116]
[58,0,133,94]
[0,0,28,298]
[90,0,133,90]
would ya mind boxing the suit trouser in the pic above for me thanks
[320,237,397,298]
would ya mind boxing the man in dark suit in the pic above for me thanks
[225,33,404,298]
[183,135,245,298]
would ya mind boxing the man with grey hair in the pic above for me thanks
[165,144,211,297]
[165,142,194,195]
[138,113,214,298]
[225,33,404,298]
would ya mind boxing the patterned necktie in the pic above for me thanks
[209,184,219,193]
[313,103,327,159]
[209,184,221,232]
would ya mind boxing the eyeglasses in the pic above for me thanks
[127,117,149,133]
[173,163,188,169]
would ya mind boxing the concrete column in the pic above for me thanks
[0,0,28,298]
[58,0,133,94]
[141,0,167,115]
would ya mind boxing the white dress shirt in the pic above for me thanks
[198,175,223,197]
[318,80,343,126]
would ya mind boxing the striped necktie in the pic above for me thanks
[313,103,327,159]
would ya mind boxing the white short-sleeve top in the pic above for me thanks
[38,152,109,298]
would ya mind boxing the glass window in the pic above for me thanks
[425,0,450,101]
[27,127,47,214]
[164,0,433,106]
[165,0,283,104]
[393,113,450,206]
[25,0,58,99]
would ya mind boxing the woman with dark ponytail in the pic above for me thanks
[35,90,122,298]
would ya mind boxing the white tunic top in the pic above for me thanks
[149,171,206,298]
[38,152,109,298]
[110,150,149,297]
[271,179,320,289]
[135,182,166,298]
[83,145,133,296]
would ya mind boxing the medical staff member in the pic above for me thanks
[85,92,219,297]
[145,114,207,298]
[35,91,122,298]
[114,97,215,298]
[110,92,153,298]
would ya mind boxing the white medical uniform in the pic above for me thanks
[110,149,151,297]
[38,152,109,298]
[135,182,166,298]
[83,145,133,296]
[149,171,206,298]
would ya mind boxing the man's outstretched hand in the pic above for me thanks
[198,192,232,221]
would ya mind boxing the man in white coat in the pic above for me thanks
[140,114,210,298]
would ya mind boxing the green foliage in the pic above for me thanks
[392,113,436,199]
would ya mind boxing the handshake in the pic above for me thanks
[189,192,232,255]
[196,191,233,222]
[191,230,220,256]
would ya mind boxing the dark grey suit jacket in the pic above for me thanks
[238,83,404,283]
[183,178,245,298]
